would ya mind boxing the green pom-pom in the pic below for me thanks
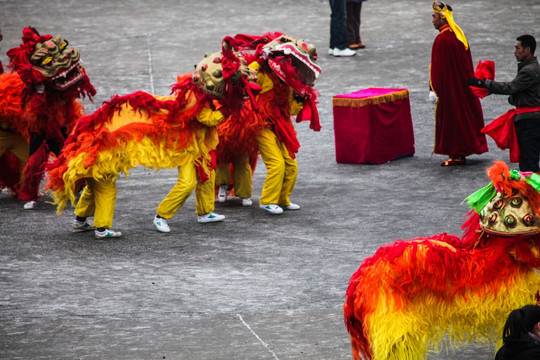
[464,183,497,213]
[523,172,540,194]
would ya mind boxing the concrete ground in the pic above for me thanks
[1,0,539,359]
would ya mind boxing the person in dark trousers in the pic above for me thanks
[329,0,356,57]
[346,0,366,50]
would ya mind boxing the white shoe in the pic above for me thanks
[23,201,36,210]
[259,204,283,214]
[94,229,122,239]
[72,219,95,232]
[333,48,356,57]
[283,203,300,210]
[198,212,225,223]
[241,198,253,206]
[153,215,170,233]
[217,185,227,203]
[328,48,334,55]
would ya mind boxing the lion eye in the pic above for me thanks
[213,69,222,78]
[41,57,53,66]
[60,40,68,50]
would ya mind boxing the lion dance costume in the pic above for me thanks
[214,33,322,213]
[344,161,540,360]
[0,27,95,208]
[45,40,252,238]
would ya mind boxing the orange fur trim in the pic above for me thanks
[0,73,25,131]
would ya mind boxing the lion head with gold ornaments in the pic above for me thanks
[192,38,259,113]
[468,161,540,236]
[192,50,250,99]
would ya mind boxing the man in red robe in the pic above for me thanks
[430,1,487,166]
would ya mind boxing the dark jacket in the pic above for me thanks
[494,335,540,360]
[486,56,540,121]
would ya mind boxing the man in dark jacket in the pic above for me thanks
[468,35,540,172]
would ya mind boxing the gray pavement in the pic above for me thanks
[1,0,539,359]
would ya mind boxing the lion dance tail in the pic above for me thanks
[344,265,372,360]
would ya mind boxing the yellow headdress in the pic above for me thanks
[432,1,468,50]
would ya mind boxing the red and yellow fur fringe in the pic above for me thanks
[45,76,217,213]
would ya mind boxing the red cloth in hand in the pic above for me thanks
[471,60,495,98]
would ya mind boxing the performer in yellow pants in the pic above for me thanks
[73,178,120,238]
[153,161,224,233]
[248,62,304,215]
[257,127,298,212]
[215,157,253,206]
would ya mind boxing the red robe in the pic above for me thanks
[430,25,488,157]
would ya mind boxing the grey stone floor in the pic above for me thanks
[1,0,539,359]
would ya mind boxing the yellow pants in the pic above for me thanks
[157,164,215,218]
[256,127,297,206]
[74,178,117,229]
[215,157,253,199]
[0,130,29,180]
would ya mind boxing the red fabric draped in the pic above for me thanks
[482,106,540,163]
[333,90,415,164]
[482,109,520,163]
[295,96,321,131]
[431,27,488,157]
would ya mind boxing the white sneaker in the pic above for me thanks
[241,198,253,206]
[72,219,95,232]
[284,203,300,210]
[198,212,225,223]
[23,201,36,210]
[217,185,227,203]
[94,229,122,239]
[153,215,170,233]
[333,48,356,57]
[259,204,283,214]
[328,48,334,55]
